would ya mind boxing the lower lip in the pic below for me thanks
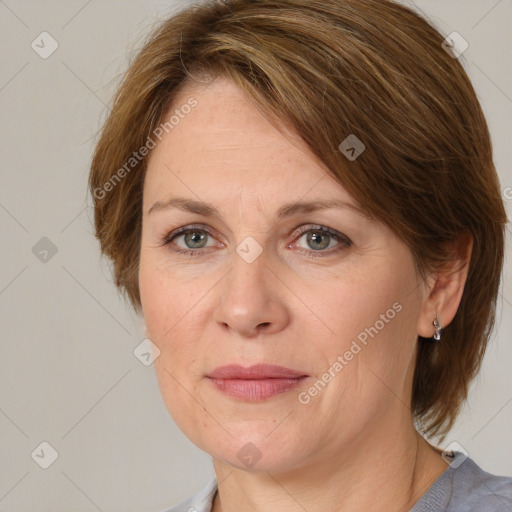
[207,377,307,401]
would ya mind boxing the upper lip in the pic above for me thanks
[207,364,307,380]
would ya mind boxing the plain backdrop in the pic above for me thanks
[0,0,511,511]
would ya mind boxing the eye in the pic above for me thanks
[162,224,351,258]
[291,225,351,257]
[162,224,220,256]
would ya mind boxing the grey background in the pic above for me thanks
[0,0,510,511]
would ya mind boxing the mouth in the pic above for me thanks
[206,364,309,401]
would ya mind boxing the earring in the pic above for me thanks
[433,315,442,341]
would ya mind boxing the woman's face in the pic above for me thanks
[139,76,429,472]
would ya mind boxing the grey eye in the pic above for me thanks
[305,231,331,250]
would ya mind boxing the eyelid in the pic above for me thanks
[163,223,221,244]
[291,224,351,245]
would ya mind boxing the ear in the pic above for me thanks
[417,232,473,338]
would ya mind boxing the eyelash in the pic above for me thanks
[161,224,352,258]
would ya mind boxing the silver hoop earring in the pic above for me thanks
[433,316,442,341]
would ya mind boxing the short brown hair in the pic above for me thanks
[89,0,507,439]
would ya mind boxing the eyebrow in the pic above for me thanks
[147,196,370,221]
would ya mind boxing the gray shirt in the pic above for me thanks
[163,453,512,512]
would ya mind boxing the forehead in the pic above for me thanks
[144,76,355,210]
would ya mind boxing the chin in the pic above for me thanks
[201,426,310,474]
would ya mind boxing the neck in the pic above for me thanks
[211,417,447,512]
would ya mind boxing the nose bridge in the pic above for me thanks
[227,240,269,308]
[213,239,288,337]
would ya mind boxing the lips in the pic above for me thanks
[208,364,306,379]
[206,364,308,401]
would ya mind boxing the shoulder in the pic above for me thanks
[450,456,512,511]
[412,452,512,512]
[158,478,218,512]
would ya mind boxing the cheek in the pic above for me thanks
[305,252,420,390]
[298,268,420,439]
[139,257,205,430]
[139,249,193,339]
[138,250,211,378]
[306,262,414,350]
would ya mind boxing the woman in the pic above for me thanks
[89,0,512,510]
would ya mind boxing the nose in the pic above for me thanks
[213,246,290,338]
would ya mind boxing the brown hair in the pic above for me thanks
[89,0,507,439]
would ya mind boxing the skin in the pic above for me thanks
[138,76,472,512]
